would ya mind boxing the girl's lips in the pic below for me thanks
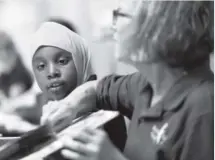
[48,81,65,91]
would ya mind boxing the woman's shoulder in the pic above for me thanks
[128,72,150,92]
[97,72,149,99]
[184,75,214,118]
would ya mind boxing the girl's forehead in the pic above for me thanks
[33,46,72,59]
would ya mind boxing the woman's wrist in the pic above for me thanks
[64,80,98,102]
[63,80,99,117]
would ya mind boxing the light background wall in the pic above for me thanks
[0,0,137,84]
[0,0,212,85]
[0,0,212,131]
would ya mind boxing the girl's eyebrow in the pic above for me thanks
[55,51,72,59]
[33,56,45,62]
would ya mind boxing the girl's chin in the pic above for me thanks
[48,93,66,101]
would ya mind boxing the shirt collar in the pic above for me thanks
[140,69,213,120]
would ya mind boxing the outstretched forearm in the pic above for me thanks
[42,73,138,124]
[62,80,99,117]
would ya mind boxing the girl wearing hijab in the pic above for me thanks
[0,21,95,137]
[0,21,94,134]
[32,21,126,153]
[0,21,93,136]
[0,21,96,144]
[32,22,93,101]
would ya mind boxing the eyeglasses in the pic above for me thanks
[97,7,133,42]
[112,8,132,30]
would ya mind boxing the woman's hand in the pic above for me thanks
[60,128,127,160]
[0,112,38,135]
[41,81,98,125]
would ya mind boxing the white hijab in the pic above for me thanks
[32,22,93,86]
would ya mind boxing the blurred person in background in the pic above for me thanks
[0,31,36,136]
[41,1,213,160]
[0,31,33,102]
[0,19,86,136]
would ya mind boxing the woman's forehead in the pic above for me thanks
[117,0,140,15]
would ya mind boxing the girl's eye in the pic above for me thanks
[58,58,69,65]
[36,63,46,71]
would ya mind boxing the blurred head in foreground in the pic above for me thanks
[113,0,213,71]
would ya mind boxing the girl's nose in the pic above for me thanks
[47,64,61,79]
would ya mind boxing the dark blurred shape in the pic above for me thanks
[0,123,54,160]
[0,31,33,102]
[48,18,78,33]
[87,74,97,81]
[208,1,214,43]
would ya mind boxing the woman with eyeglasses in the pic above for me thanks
[42,1,213,160]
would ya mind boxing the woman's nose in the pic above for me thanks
[47,64,61,79]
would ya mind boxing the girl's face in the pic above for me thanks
[32,46,77,100]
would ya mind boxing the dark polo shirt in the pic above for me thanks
[97,70,213,160]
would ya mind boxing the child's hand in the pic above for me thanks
[0,112,38,135]
[60,128,124,160]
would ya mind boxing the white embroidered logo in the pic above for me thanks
[151,123,168,145]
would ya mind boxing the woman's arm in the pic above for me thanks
[96,74,139,119]
[41,73,146,124]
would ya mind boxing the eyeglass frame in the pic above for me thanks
[112,8,133,30]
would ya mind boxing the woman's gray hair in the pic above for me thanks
[123,1,213,69]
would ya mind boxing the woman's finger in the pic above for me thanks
[42,101,58,115]
[87,128,109,145]
[47,103,76,125]
[41,101,59,124]
[61,136,93,155]
[47,108,70,124]
[83,127,97,135]
[61,149,81,160]
[72,130,93,144]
